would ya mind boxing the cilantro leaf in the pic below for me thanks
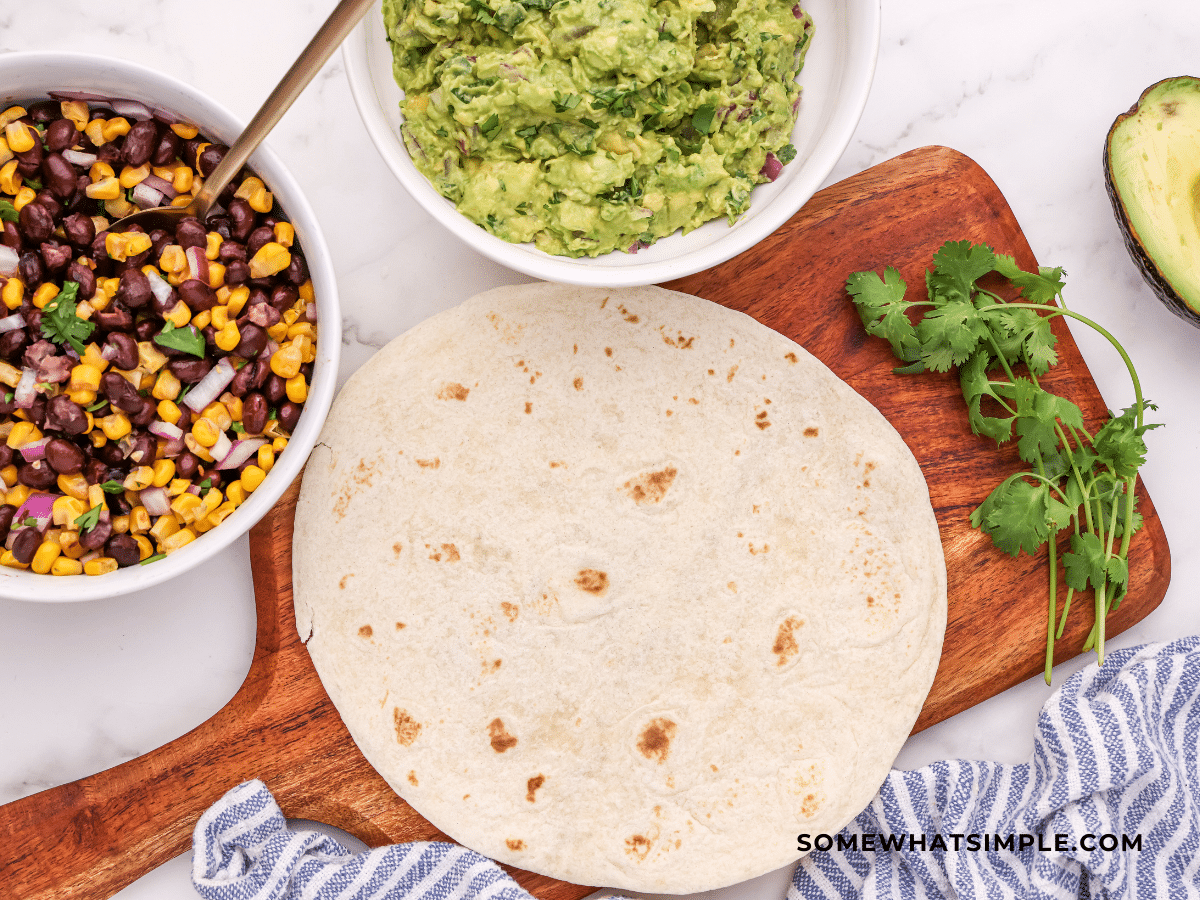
[99,480,126,494]
[1062,532,1107,593]
[776,143,797,164]
[972,477,1058,557]
[0,199,18,223]
[916,299,990,372]
[153,321,206,357]
[691,103,717,135]
[928,240,996,302]
[75,503,103,532]
[846,267,919,361]
[40,282,94,355]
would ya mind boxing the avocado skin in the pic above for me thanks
[1104,75,1200,327]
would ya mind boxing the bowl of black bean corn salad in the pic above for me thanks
[0,53,340,601]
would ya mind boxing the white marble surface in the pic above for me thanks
[3,1,1200,898]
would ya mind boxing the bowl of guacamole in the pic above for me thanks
[345,0,880,285]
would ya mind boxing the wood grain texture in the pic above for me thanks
[0,146,1169,900]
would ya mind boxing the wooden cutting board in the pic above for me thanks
[0,146,1170,900]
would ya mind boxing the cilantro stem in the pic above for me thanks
[1046,529,1058,684]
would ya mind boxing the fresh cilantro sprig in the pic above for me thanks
[847,240,1160,683]
[40,281,94,355]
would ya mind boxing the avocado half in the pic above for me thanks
[1105,75,1200,326]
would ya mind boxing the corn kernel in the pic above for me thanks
[89,430,107,449]
[0,160,22,195]
[272,437,289,453]
[151,459,176,488]
[99,412,132,441]
[170,122,199,140]
[106,231,153,261]
[201,401,232,431]
[6,485,31,509]
[266,321,288,342]
[1,549,28,570]
[160,527,197,554]
[31,282,61,310]
[225,482,247,508]
[240,465,266,493]
[151,371,181,403]
[52,495,87,526]
[165,300,191,329]
[56,474,90,502]
[286,321,316,342]
[111,515,130,535]
[6,421,42,449]
[4,121,36,154]
[84,557,120,575]
[184,434,215,462]
[221,394,243,422]
[101,117,131,142]
[248,242,291,279]
[104,196,136,219]
[207,261,226,289]
[157,399,183,424]
[133,534,154,560]
[257,444,275,473]
[0,106,26,127]
[1,277,23,310]
[285,374,308,404]
[215,321,241,352]
[123,466,156,491]
[226,285,251,317]
[171,492,203,522]
[209,305,230,331]
[51,556,84,576]
[203,231,223,261]
[190,418,221,448]
[70,363,104,393]
[173,165,194,193]
[87,484,107,511]
[12,186,36,212]
[235,175,274,214]
[205,502,236,530]
[0,465,17,488]
[298,280,315,302]
[128,505,151,534]
[60,100,88,129]
[86,176,121,200]
[137,341,169,373]
[191,308,212,330]
[30,540,62,575]
[282,307,300,326]
[149,513,181,542]
[166,478,191,497]
[159,244,187,276]
[119,163,151,189]
[270,342,303,379]
[273,222,295,247]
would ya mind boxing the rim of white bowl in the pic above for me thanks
[343,0,880,286]
[0,51,341,603]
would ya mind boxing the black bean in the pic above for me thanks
[34,191,63,222]
[101,371,144,414]
[42,152,78,200]
[122,119,160,167]
[92,302,133,332]
[168,357,211,383]
[224,260,250,285]
[130,398,157,427]
[44,395,88,436]
[246,225,274,258]
[277,402,302,433]
[234,322,267,358]
[18,459,57,490]
[11,527,41,566]
[15,139,43,178]
[0,329,27,361]
[0,505,15,546]
[270,284,297,311]
[264,374,286,405]
[116,268,152,310]
[83,459,107,485]
[197,143,228,177]
[149,228,172,257]
[17,202,54,245]
[62,212,96,248]
[66,260,96,300]
[228,363,254,397]
[107,533,141,568]
[241,392,268,435]
[174,217,208,250]
[45,437,86,475]
[99,442,125,466]
[104,332,139,370]
[284,252,308,287]
[39,241,72,273]
[226,198,256,242]
[0,446,10,468]
[18,249,43,285]
[2,222,21,251]
[151,129,181,167]
[176,451,200,479]
[177,278,217,311]
[127,431,156,463]
[78,516,112,552]
[134,319,161,343]
[44,118,78,153]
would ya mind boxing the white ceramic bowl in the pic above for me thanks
[344,0,879,286]
[0,52,340,602]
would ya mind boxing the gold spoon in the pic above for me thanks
[112,0,377,233]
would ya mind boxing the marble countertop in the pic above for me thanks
[3,1,1199,897]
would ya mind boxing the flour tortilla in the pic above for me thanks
[294,284,946,893]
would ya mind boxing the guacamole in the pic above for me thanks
[383,0,814,257]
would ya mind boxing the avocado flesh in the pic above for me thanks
[1106,76,1200,320]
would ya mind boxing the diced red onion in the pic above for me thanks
[182,357,237,412]
[14,368,38,408]
[140,173,177,199]
[15,492,56,522]
[160,437,186,458]
[146,268,174,306]
[148,419,184,441]
[18,437,51,461]
[0,245,19,277]
[0,312,25,333]
[304,302,317,323]
[131,183,165,210]
[139,486,171,517]
[208,431,232,468]
[62,149,98,167]
[761,152,784,182]
[186,245,209,283]
[217,437,267,470]
[260,340,279,361]
[187,484,202,496]
[100,342,118,362]
[49,90,109,102]
[79,550,101,565]
[110,99,153,121]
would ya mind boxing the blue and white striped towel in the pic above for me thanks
[193,637,1200,900]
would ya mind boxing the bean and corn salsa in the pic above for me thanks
[0,97,317,576]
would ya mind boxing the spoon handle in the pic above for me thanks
[188,0,378,217]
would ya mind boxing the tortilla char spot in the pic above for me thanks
[573,376,583,390]
[802,793,822,817]
[408,770,419,786]
[772,616,804,666]
[396,622,407,630]
[392,542,402,557]
[605,347,613,357]
[394,708,422,746]
[804,427,819,438]
[488,718,518,753]
[785,352,798,363]
[416,458,440,469]
[626,833,653,860]
[623,466,678,505]
[727,365,738,382]
[506,839,527,851]
[637,717,677,763]
[526,774,546,802]
[437,382,470,401]
[359,624,373,638]
[501,601,519,621]
[524,402,532,414]
[339,574,353,589]
[574,568,609,594]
